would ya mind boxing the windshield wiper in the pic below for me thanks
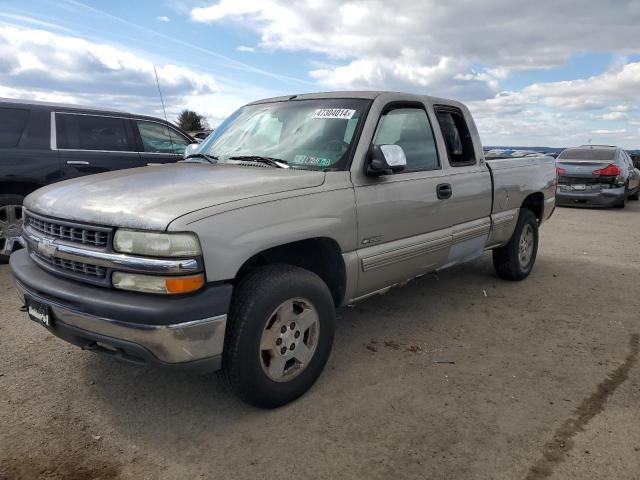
[182,153,218,163]
[228,155,289,169]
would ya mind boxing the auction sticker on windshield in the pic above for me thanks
[292,155,331,167]
[313,108,356,119]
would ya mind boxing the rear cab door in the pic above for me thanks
[132,118,193,165]
[431,103,492,267]
[54,111,144,180]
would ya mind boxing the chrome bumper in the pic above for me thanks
[15,280,227,365]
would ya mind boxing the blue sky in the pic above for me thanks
[1,0,639,147]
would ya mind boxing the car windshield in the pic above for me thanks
[196,98,370,170]
[558,148,616,161]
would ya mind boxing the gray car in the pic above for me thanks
[556,145,640,208]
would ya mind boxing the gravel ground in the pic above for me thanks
[1,203,639,480]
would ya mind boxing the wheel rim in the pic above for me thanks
[259,298,320,382]
[518,224,534,269]
[0,205,24,258]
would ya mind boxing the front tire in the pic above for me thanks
[493,209,539,281]
[0,194,25,264]
[223,265,335,408]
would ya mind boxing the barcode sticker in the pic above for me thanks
[312,108,356,119]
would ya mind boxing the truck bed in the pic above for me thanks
[486,155,556,216]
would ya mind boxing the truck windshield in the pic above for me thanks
[197,98,370,170]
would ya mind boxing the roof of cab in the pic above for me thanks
[247,91,465,108]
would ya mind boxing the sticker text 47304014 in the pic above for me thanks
[312,108,356,120]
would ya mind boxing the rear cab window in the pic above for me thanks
[434,106,476,167]
[135,120,191,155]
[56,113,134,151]
[0,107,29,148]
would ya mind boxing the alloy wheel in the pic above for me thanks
[259,298,320,382]
[0,205,24,257]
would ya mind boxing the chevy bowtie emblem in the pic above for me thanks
[37,238,57,258]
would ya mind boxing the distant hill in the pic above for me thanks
[485,146,564,154]
[485,146,640,155]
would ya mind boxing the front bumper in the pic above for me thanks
[556,186,626,208]
[10,249,233,372]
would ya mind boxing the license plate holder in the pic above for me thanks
[25,297,52,328]
[572,184,586,191]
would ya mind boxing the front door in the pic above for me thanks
[353,105,453,297]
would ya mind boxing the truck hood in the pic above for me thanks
[25,163,326,230]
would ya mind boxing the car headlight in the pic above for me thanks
[112,272,205,294]
[113,230,202,257]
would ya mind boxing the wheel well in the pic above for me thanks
[0,182,43,198]
[521,192,544,222]
[235,238,346,307]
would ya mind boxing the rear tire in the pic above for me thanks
[223,264,335,408]
[493,209,539,281]
[629,189,639,201]
[0,194,25,264]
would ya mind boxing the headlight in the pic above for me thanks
[112,272,205,294]
[113,230,201,257]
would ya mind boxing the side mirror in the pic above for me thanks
[366,144,407,176]
[183,143,199,159]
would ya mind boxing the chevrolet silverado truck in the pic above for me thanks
[10,92,556,408]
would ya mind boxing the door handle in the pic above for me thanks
[66,160,90,165]
[436,183,453,199]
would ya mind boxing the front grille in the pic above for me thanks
[27,214,110,248]
[34,253,107,278]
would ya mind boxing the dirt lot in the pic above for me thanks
[1,203,639,480]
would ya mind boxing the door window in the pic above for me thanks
[435,108,476,166]
[56,113,133,151]
[136,121,191,155]
[372,108,439,172]
[0,108,29,147]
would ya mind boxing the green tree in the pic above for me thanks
[177,110,208,131]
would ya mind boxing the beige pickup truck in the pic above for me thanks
[11,91,556,407]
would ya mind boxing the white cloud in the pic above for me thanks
[192,0,640,64]
[190,1,640,148]
[0,25,257,126]
[599,112,629,121]
[236,45,255,52]
[191,0,640,83]
[156,16,170,22]
[461,62,640,147]
[592,129,627,135]
[520,63,640,111]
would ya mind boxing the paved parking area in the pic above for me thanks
[1,203,639,480]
